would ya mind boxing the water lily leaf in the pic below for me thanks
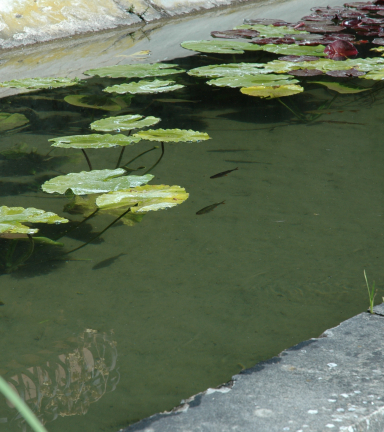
[0,77,79,89]
[326,68,365,77]
[90,114,160,132]
[20,236,64,246]
[0,113,29,131]
[84,63,184,79]
[359,70,384,80]
[288,69,323,76]
[96,185,189,213]
[309,81,369,93]
[42,169,154,195]
[211,29,260,39]
[0,206,68,235]
[133,128,210,143]
[188,63,273,78]
[49,134,141,149]
[207,75,298,88]
[181,40,263,54]
[263,44,326,56]
[371,46,384,53]
[103,79,184,94]
[240,84,304,99]
[278,55,324,62]
[235,24,309,37]
[64,95,125,111]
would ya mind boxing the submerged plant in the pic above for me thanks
[364,270,377,314]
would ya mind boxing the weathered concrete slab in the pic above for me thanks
[121,306,384,432]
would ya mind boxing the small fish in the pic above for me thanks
[210,167,238,179]
[207,149,250,153]
[92,253,126,270]
[196,201,225,215]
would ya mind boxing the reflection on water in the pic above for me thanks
[0,329,118,431]
[0,27,384,432]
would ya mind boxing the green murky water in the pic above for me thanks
[0,49,383,432]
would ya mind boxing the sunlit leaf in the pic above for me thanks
[207,75,298,88]
[240,84,304,99]
[0,206,68,235]
[0,113,29,131]
[42,169,154,195]
[133,128,210,143]
[181,40,263,54]
[263,44,326,56]
[90,114,160,132]
[103,79,185,94]
[84,63,185,78]
[361,70,384,80]
[64,95,125,111]
[234,24,309,37]
[188,63,273,78]
[49,134,141,149]
[0,77,79,89]
[96,185,189,213]
[309,81,370,93]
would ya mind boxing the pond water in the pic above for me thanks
[1,3,383,432]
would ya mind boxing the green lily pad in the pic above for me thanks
[64,95,126,111]
[207,74,298,88]
[103,79,185,94]
[241,84,304,99]
[263,44,326,57]
[0,113,29,131]
[133,128,211,143]
[188,63,274,78]
[0,206,68,235]
[90,114,161,132]
[96,185,189,213]
[360,70,384,80]
[42,169,154,195]
[0,77,79,89]
[49,134,141,149]
[310,81,370,93]
[84,63,185,79]
[181,40,263,54]
[235,24,309,37]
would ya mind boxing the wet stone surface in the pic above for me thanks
[122,306,384,432]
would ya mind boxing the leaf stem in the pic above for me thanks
[81,149,93,171]
[122,146,158,171]
[277,97,306,121]
[54,208,99,241]
[143,142,165,175]
[115,131,132,169]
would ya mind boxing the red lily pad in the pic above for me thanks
[251,37,295,45]
[361,17,384,24]
[327,33,356,41]
[341,18,362,27]
[243,19,288,25]
[340,10,366,18]
[372,37,384,44]
[298,24,346,33]
[326,68,366,77]
[278,55,320,62]
[357,5,384,10]
[301,15,331,21]
[324,40,358,59]
[377,11,384,15]
[288,69,324,76]
[211,29,260,39]
[345,2,377,7]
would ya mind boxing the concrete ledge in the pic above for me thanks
[121,305,384,432]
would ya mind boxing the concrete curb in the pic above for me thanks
[121,305,384,432]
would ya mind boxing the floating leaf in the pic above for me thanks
[0,77,79,89]
[49,134,141,149]
[181,40,263,54]
[288,69,323,76]
[133,128,210,143]
[96,185,189,213]
[207,75,298,88]
[42,169,154,195]
[263,44,326,56]
[0,206,68,235]
[240,84,304,99]
[84,63,184,79]
[211,29,260,39]
[90,114,160,132]
[361,70,384,80]
[234,24,309,37]
[324,40,358,60]
[309,81,369,93]
[103,79,184,94]
[0,113,29,131]
[64,95,126,111]
[326,68,365,77]
[278,55,323,62]
[188,63,273,78]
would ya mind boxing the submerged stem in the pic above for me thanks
[277,97,306,121]
[122,146,158,171]
[115,131,132,169]
[54,208,99,241]
[143,142,165,175]
[81,149,93,171]
[6,235,34,273]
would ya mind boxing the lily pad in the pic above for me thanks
[42,169,154,195]
[49,134,141,149]
[90,114,161,132]
[133,129,210,143]
[207,74,298,88]
[84,63,185,79]
[180,40,263,54]
[211,29,260,39]
[360,69,384,80]
[240,84,304,99]
[188,63,272,78]
[309,81,369,93]
[288,69,323,76]
[0,206,68,235]
[235,24,309,38]
[0,77,79,89]
[96,185,189,213]
[278,55,323,62]
[103,79,184,94]
[263,44,326,56]
[64,95,127,111]
[0,113,29,131]
[325,68,366,77]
